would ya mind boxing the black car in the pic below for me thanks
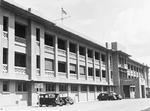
[61,96,74,105]
[97,92,109,101]
[39,93,64,107]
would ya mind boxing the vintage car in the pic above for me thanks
[97,92,109,101]
[61,96,74,105]
[39,93,64,107]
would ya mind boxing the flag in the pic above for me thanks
[61,8,67,15]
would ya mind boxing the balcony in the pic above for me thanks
[36,68,40,76]
[80,75,86,80]
[3,64,8,73]
[88,58,93,63]
[45,70,54,77]
[79,55,85,61]
[45,45,54,54]
[58,49,66,57]
[15,36,26,46]
[69,52,77,59]
[3,31,8,38]
[95,60,100,65]
[15,66,26,75]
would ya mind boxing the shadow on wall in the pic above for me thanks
[141,107,150,111]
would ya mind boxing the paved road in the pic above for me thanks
[1,98,150,111]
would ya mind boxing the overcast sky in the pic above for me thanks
[13,0,150,66]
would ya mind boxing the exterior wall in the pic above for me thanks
[0,1,149,106]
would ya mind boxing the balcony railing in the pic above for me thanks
[79,55,85,61]
[3,31,8,38]
[45,45,54,53]
[15,66,26,75]
[45,70,54,77]
[15,36,26,44]
[36,68,40,76]
[58,49,66,56]
[88,58,93,63]
[3,64,8,73]
[69,52,77,59]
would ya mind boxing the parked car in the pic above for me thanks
[97,92,122,101]
[97,92,109,101]
[61,96,74,105]
[39,93,64,107]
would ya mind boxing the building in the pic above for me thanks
[0,0,149,106]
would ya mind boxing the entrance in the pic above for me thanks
[141,85,145,98]
[123,85,130,98]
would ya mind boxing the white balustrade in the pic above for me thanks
[15,66,26,75]
[3,31,8,38]
[3,64,8,73]
[15,36,26,44]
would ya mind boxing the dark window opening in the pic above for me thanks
[69,42,76,53]
[36,55,40,68]
[79,46,85,56]
[3,81,9,92]
[88,49,93,58]
[71,84,78,92]
[58,38,66,50]
[97,86,102,92]
[16,82,27,92]
[101,54,106,62]
[89,85,94,92]
[58,61,66,73]
[88,67,93,76]
[44,33,54,46]
[3,16,8,32]
[15,23,26,38]
[81,85,87,92]
[103,86,108,91]
[15,52,26,67]
[95,52,100,60]
[59,84,68,91]
[96,69,100,77]
[46,83,56,92]
[36,28,40,41]
[102,70,106,78]
[3,48,8,64]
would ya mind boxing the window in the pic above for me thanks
[36,28,40,41]
[59,84,68,91]
[102,70,106,78]
[3,48,8,64]
[58,61,66,73]
[58,39,66,50]
[15,52,26,67]
[97,86,102,92]
[96,69,100,77]
[71,84,78,92]
[95,52,99,60]
[3,81,9,92]
[15,23,26,38]
[79,46,85,56]
[89,85,94,92]
[103,86,107,92]
[88,49,93,58]
[128,64,130,69]
[81,85,87,92]
[16,82,27,92]
[46,83,56,92]
[36,55,40,68]
[88,67,93,76]
[70,64,76,74]
[45,58,54,71]
[111,71,113,79]
[44,33,54,46]
[101,54,106,62]
[69,42,76,53]
[80,65,85,75]
[3,16,8,32]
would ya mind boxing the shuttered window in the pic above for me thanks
[80,65,85,75]
[70,64,76,74]
[45,58,54,71]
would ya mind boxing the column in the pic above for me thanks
[68,84,71,96]
[93,51,96,81]
[87,85,89,101]
[77,44,80,79]
[85,48,88,80]
[94,86,97,100]
[66,40,70,78]
[78,85,81,102]
[54,35,58,77]
[40,27,45,77]
[0,9,3,75]
[99,52,102,81]
[8,13,15,75]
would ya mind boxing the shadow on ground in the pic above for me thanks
[141,107,150,111]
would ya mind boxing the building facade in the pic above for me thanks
[0,0,149,106]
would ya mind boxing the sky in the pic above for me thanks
[12,0,150,66]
